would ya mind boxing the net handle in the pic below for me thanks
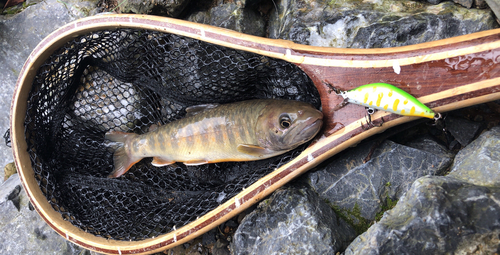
[10,14,500,254]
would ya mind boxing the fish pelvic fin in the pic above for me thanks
[152,157,175,167]
[237,144,271,157]
[105,131,141,178]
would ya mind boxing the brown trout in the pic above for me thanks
[105,99,323,178]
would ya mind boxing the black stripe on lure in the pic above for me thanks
[332,82,441,121]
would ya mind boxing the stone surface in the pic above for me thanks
[3,162,16,181]
[445,115,483,147]
[231,184,356,254]
[0,0,99,182]
[268,0,498,48]
[119,0,191,17]
[305,137,453,226]
[449,126,500,186]
[187,3,266,37]
[345,176,500,254]
[0,175,86,254]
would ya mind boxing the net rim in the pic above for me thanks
[10,14,329,254]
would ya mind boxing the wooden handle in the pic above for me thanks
[10,14,500,254]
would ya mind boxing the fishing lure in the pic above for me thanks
[335,83,440,120]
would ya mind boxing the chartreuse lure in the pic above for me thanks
[337,83,438,119]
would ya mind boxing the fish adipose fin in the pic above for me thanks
[105,131,141,178]
[152,157,175,167]
[185,103,220,117]
[237,144,269,157]
[183,159,209,166]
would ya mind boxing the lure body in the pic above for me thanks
[338,83,436,119]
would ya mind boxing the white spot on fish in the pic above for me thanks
[235,197,241,208]
[307,153,314,162]
[217,192,226,203]
[393,60,401,74]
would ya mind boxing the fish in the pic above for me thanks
[105,99,323,178]
[337,83,438,119]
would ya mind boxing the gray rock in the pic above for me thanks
[118,0,191,17]
[0,175,86,254]
[231,185,356,254]
[345,176,500,254]
[269,0,498,48]
[449,126,500,186]
[306,138,453,226]
[453,0,474,8]
[445,115,483,147]
[0,0,99,182]
[187,3,266,37]
[0,173,21,207]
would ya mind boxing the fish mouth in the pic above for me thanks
[285,115,323,147]
[297,117,323,141]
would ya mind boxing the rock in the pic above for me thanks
[305,138,453,228]
[187,3,266,37]
[345,176,500,254]
[449,126,500,186]
[0,173,21,206]
[118,0,191,17]
[445,115,483,147]
[231,184,356,254]
[0,0,99,182]
[0,174,86,254]
[453,0,474,8]
[269,0,498,48]
[212,238,230,255]
[4,162,16,181]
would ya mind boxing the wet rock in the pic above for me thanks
[305,138,453,227]
[0,0,98,182]
[345,176,500,254]
[453,0,474,8]
[3,162,16,182]
[231,184,356,254]
[449,126,500,186]
[269,0,498,48]
[445,115,483,147]
[119,0,191,17]
[0,174,86,254]
[187,3,266,37]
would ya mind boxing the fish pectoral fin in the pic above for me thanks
[237,144,269,157]
[185,103,220,117]
[183,159,209,166]
[151,157,175,167]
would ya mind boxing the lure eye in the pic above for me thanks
[279,115,292,129]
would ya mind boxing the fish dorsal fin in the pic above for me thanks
[185,103,220,117]
[237,144,270,157]
[148,122,162,132]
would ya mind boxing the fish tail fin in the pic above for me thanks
[105,131,141,178]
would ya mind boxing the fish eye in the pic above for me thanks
[279,115,292,129]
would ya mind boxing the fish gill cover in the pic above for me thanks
[24,29,320,240]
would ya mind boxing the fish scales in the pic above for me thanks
[105,99,323,177]
[148,101,261,162]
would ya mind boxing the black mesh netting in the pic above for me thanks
[24,28,320,240]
